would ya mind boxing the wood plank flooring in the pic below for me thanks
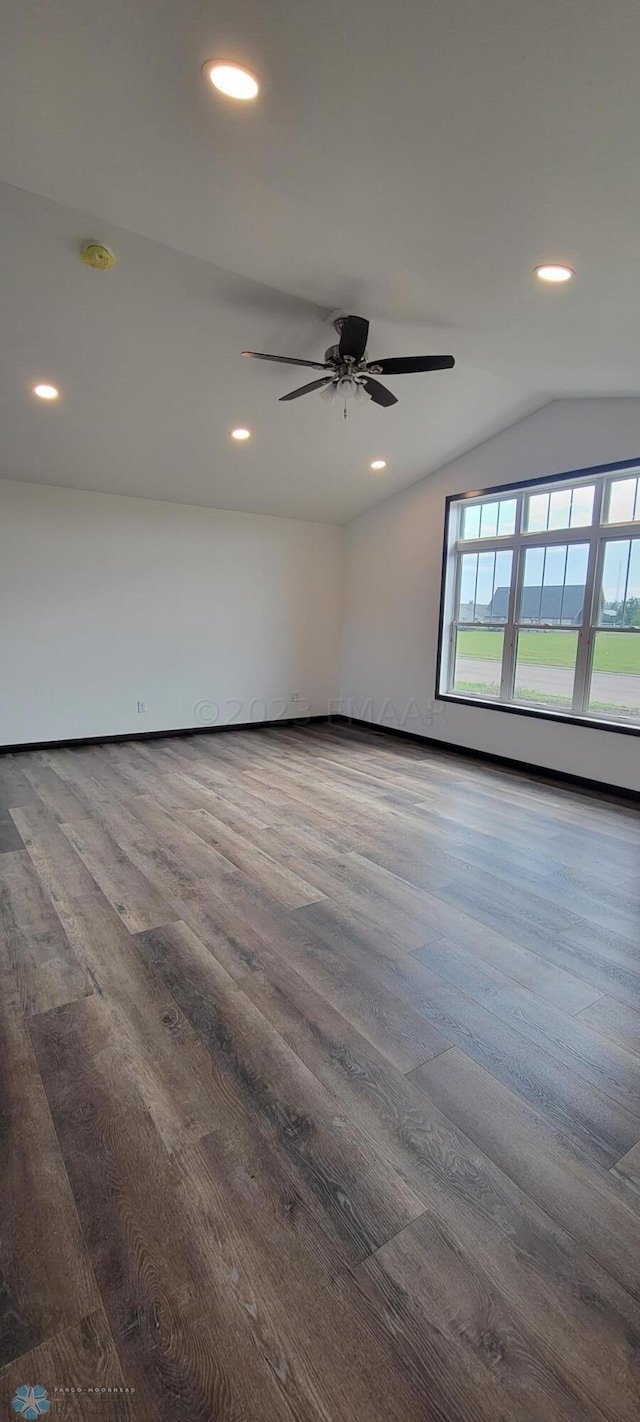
[1,723,640,1420]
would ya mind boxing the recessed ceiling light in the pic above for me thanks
[231,427,251,440]
[203,61,259,101]
[534,264,575,283]
[33,383,59,400]
[370,459,386,471]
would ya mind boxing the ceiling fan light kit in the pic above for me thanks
[242,314,454,417]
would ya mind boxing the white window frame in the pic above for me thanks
[437,461,640,732]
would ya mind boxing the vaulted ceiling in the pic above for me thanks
[1,0,640,522]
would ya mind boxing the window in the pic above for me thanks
[438,461,640,728]
[461,498,516,540]
[525,485,594,533]
[606,476,640,525]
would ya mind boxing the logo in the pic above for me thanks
[11,1388,50,1418]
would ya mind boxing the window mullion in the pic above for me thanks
[448,619,457,693]
[572,481,605,713]
[472,553,480,622]
[500,495,523,700]
[621,542,632,619]
[445,553,464,692]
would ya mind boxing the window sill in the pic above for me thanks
[436,691,640,738]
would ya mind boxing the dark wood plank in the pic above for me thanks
[292,908,640,1168]
[135,766,269,823]
[170,1127,455,1422]
[15,756,94,822]
[67,793,228,898]
[169,890,450,1095]
[105,793,250,891]
[398,956,640,1165]
[135,918,426,1261]
[514,918,640,1012]
[0,1308,129,1422]
[360,1172,640,1422]
[611,1142,640,1200]
[414,938,640,1119]
[43,746,134,807]
[577,994,640,1056]
[0,972,99,1368]
[297,891,433,959]
[11,800,104,901]
[545,826,640,880]
[430,864,581,953]
[175,805,326,908]
[174,880,449,1072]
[292,850,453,943]
[304,872,601,1010]
[411,1046,640,1296]
[422,921,600,1014]
[0,760,38,813]
[530,866,640,938]
[28,997,303,1422]
[59,816,177,932]
[0,852,93,1015]
[53,894,223,1153]
[361,1203,598,1422]
[0,814,24,853]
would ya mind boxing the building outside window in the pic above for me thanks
[437,462,640,728]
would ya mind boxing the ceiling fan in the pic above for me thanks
[242,314,454,416]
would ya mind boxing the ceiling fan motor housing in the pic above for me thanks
[325,343,369,370]
[327,314,368,368]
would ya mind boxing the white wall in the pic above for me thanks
[0,480,343,746]
[340,398,640,793]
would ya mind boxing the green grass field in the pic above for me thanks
[457,628,640,674]
[454,679,630,715]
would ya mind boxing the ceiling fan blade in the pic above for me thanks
[368,355,455,375]
[279,378,335,402]
[338,315,369,362]
[361,377,398,408]
[242,351,330,371]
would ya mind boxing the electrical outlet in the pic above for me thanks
[137,700,147,714]
[290,691,301,702]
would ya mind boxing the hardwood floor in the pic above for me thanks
[1,722,640,1420]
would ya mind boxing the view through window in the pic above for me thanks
[439,466,640,727]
